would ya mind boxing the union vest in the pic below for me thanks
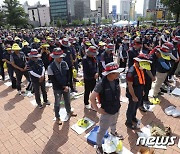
[102,51,113,65]
[12,52,26,68]
[126,66,144,100]
[28,59,44,82]
[99,77,121,115]
[50,61,68,87]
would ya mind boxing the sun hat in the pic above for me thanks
[12,43,21,51]
[50,47,66,58]
[102,62,124,76]
[86,46,98,56]
[60,38,70,47]
[28,49,41,58]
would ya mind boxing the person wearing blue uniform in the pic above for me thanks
[82,46,98,109]
[10,43,30,95]
[2,45,16,88]
[126,54,152,129]
[48,48,77,125]
[27,49,49,109]
[90,62,124,154]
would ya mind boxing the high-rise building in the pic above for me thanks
[66,0,90,20]
[120,0,130,20]
[49,0,68,22]
[96,0,109,18]
[143,0,149,16]
[23,1,50,27]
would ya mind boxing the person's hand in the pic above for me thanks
[122,58,124,62]
[39,76,45,82]
[97,108,107,115]
[19,68,24,72]
[143,91,145,96]
[63,86,69,92]
[23,68,27,71]
[94,73,98,79]
[132,96,138,102]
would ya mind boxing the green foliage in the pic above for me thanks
[0,10,6,27]
[160,0,180,23]
[56,19,67,27]
[101,19,111,24]
[3,0,28,28]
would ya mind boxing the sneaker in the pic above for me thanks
[96,146,104,154]
[85,104,91,109]
[125,122,139,130]
[44,101,50,105]
[110,132,124,140]
[55,118,62,125]
[18,91,21,95]
[68,111,77,117]
[38,104,43,109]
[139,106,147,112]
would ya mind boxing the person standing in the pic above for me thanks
[90,62,124,154]
[48,48,77,125]
[10,43,30,95]
[126,54,152,129]
[0,39,5,80]
[2,45,16,89]
[82,46,98,109]
[27,49,49,109]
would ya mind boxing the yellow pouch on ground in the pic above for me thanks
[161,53,170,60]
[139,61,151,70]
[116,140,123,152]
[77,119,89,128]
[3,62,7,69]
[76,81,84,87]
[150,98,160,105]
[72,69,77,78]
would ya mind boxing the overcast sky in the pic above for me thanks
[0,0,144,14]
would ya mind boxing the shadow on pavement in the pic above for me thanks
[4,94,24,111]
[42,121,70,154]
[20,107,45,133]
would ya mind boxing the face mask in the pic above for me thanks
[161,53,170,60]
[139,61,151,70]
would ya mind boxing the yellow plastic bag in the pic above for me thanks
[3,62,7,69]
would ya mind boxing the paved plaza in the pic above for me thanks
[0,76,180,154]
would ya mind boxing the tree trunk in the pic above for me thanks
[175,12,179,25]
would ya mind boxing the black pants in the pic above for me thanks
[0,61,5,80]
[69,66,75,91]
[7,65,16,89]
[32,80,47,105]
[84,78,96,105]
[119,58,127,68]
[168,62,179,78]
[126,98,140,124]
[15,70,30,91]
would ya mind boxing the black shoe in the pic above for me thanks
[44,101,50,105]
[132,118,138,123]
[96,146,104,154]
[139,106,147,112]
[38,104,43,109]
[125,122,139,130]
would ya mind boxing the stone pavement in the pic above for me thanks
[0,76,180,154]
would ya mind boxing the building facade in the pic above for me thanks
[23,1,51,27]
[120,0,130,20]
[96,0,109,18]
[49,0,68,22]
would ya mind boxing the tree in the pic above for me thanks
[0,10,6,27]
[3,0,28,28]
[160,0,180,24]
